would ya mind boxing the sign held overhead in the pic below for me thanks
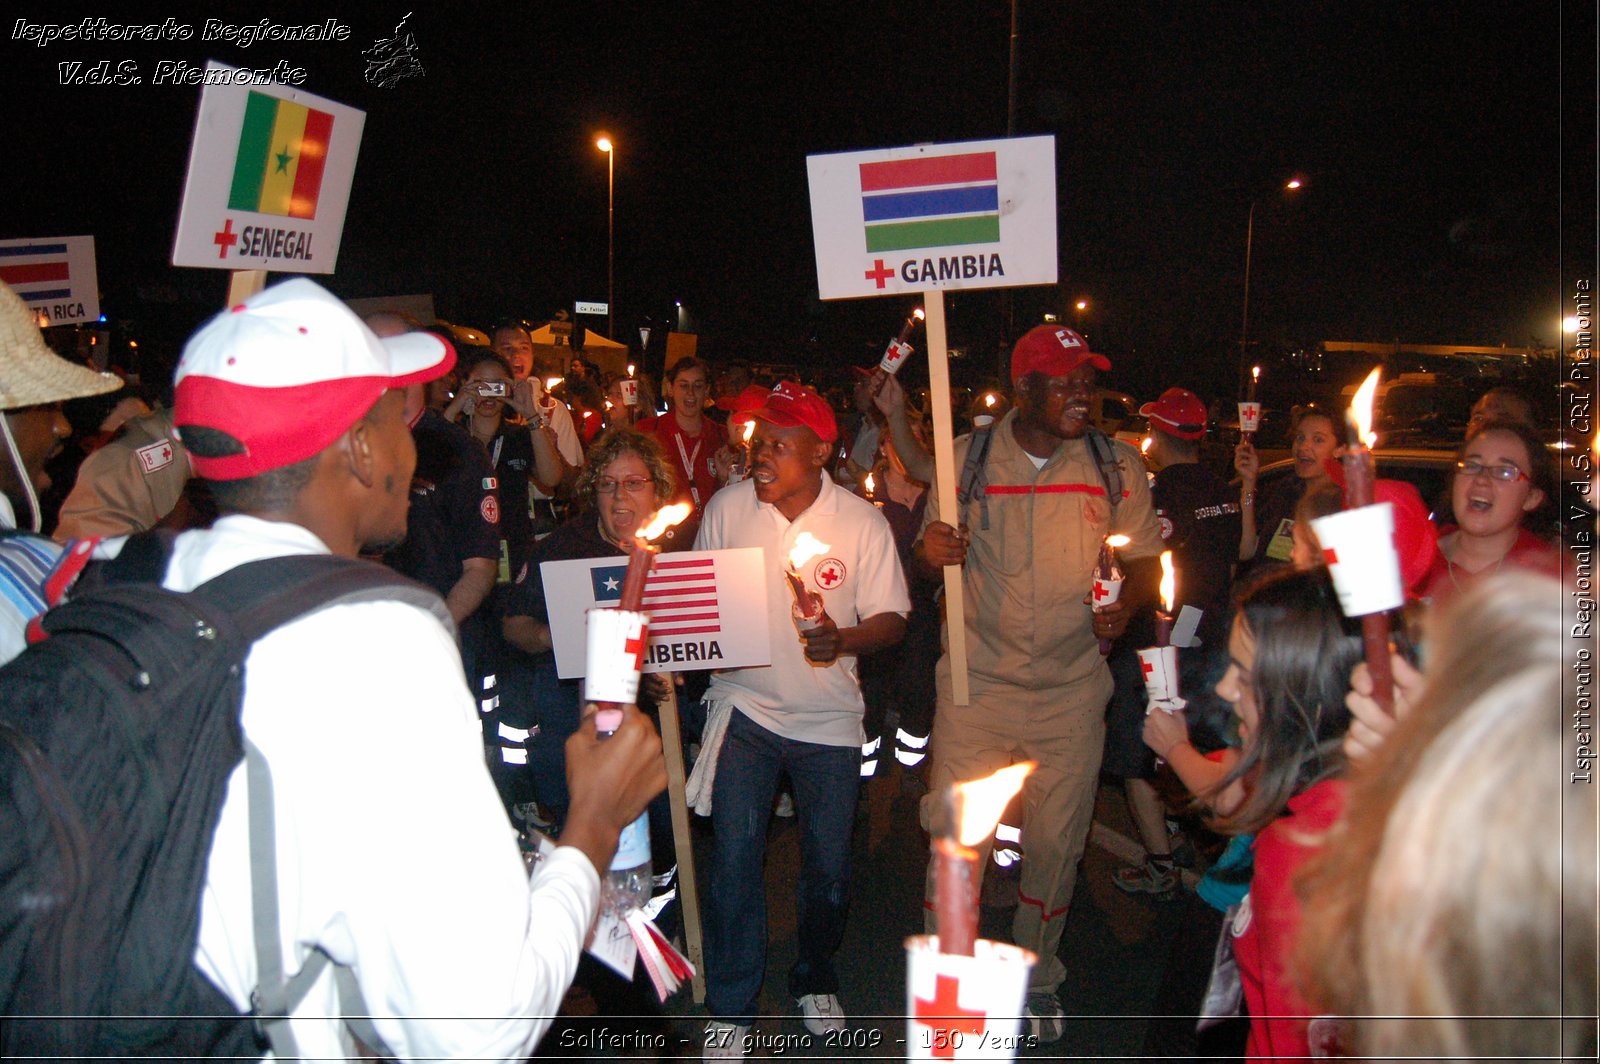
[806,136,1057,300]
[0,236,99,325]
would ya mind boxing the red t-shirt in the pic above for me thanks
[1234,777,1346,1062]
[1419,526,1560,607]
[638,413,726,517]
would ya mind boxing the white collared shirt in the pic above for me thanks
[695,476,909,747]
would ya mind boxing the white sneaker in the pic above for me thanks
[797,992,846,1035]
[702,1021,749,1060]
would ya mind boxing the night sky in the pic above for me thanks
[4,1,1593,400]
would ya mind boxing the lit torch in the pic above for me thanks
[933,763,1035,957]
[1094,534,1131,656]
[1155,551,1176,647]
[785,532,831,631]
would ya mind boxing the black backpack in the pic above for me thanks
[0,532,451,1060]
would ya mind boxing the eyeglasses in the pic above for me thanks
[594,476,654,495]
[1455,460,1529,483]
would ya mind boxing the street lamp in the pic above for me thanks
[1239,177,1304,396]
[595,135,615,340]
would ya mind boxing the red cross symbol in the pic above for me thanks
[212,219,239,260]
[158,444,172,462]
[863,259,896,288]
[1322,547,1339,566]
[913,973,987,1060]
[1092,580,1110,602]
[1141,658,1156,681]
[623,628,648,672]
[819,565,840,585]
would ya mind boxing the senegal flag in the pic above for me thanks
[227,92,334,220]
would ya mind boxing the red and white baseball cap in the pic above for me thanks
[174,279,455,480]
[1010,326,1111,383]
[747,380,838,443]
[1140,387,1209,440]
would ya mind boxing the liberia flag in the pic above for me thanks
[0,242,73,306]
[859,151,1001,253]
[227,91,334,220]
[590,557,721,637]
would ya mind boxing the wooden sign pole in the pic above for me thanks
[226,269,267,306]
[921,291,970,705]
[656,682,706,1001]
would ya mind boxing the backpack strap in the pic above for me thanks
[1085,429,1125,518]
[955,425,996,531]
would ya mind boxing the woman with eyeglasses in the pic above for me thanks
[1419,419,1559,603]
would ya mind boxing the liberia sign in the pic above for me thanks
[806,135,1057,300]
[0,236,99,325]
[542,547,772,677]
[172,63,365,273]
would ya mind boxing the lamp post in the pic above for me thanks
[1238,177,1303,396]
[596,135,615,340]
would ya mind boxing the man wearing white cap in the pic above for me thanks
[162,279,666,1059]
[0,279,120,662]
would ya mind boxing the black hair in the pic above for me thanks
[178,425,319,514]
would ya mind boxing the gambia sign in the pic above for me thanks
[806,135,1057,299]
[172,63,365,273]
[541,547,772,678]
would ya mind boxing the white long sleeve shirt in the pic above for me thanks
[167,515,597,1061]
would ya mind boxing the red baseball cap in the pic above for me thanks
[719,383,771,420]
[1140,388,1208,440]
[174,279,455,480]
[1010,326,1110,384]
[747,380,838,443]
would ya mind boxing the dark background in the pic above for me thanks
[3,1,1592,403]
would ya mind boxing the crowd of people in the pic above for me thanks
[0,276,1591,1061]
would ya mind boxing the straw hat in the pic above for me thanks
[0,280,121,411]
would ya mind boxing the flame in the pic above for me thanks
[1105,534,1132,549]
[1140,437,1152,455]
[1351,368,1381,448]
[984,393,997,408]
[1251,365,1261,382]
[1159,550,1176,614]
[545,377,562,391]
[954,763,1034,847]
[637,502,692,543]
[742,419,755,444]
[788,531,831,570]
[913,307,926,322]
[863,473,875,494]
[627,363,636,377]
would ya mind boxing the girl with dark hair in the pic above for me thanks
[1144,567,1365,1059]
[1419,418,1559,604]
[1235,408,1340,571]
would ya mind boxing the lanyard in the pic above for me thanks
[673,430,703,507]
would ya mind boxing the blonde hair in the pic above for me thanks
[1294,572,1594,1060]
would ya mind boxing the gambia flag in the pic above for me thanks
[859,151,1000,253]
[227,92,334,220]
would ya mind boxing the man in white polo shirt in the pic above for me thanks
[693,382,909,1058]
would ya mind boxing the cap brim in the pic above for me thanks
[383,331,455,386]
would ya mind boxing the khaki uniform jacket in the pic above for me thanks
[919,410,1164,691]
[54,408,190,542]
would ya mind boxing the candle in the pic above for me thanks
[1341,368,1394,714]
[785,532,831,629]
[1155,550,1176,647]
[934,763,1034,957]
[596,502,693,732]
[1095,534,1130,656]
[1249,364,1261,402]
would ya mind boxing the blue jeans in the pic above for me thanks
[704,708,859,1025]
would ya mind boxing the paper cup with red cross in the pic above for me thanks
[618,377,639,406]
[905,935,1037,1060]
[1090,574,1124,609]
[1238,401,1262,434]
[1137,645,1187,713]
[1310,503,1404,617]
[585,608,651,708]
[880,339,915,375]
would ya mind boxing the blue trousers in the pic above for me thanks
[704,708,859,1025]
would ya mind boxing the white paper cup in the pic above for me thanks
[1137,645,1181,704]
[1090,575,1124,608]
[584,608,650,704]
[1238,401,1262,433]
[880,339,914,375]
[905,935,1037,1060]
[618,378,639,406]
[1311,503,1404,616]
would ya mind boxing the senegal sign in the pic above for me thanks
[806,135,1057,299]
[172,63,365,273]
[541,547,771,678]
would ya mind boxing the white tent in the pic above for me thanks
[527,324,629,378]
